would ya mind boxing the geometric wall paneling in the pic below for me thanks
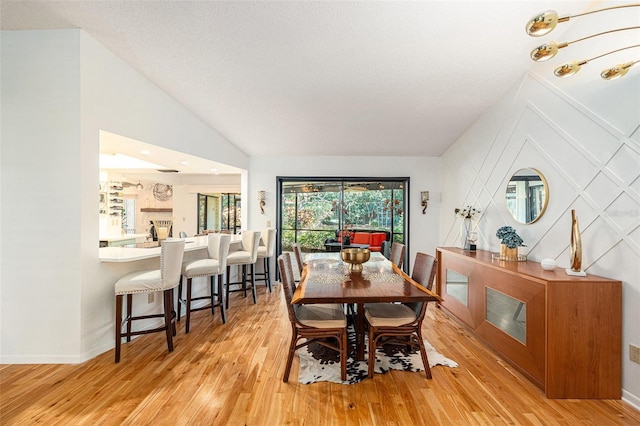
[606,143,640,186]
[442,68,640,404]
[584,172,624,211]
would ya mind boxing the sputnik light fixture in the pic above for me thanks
[526,3,640,80]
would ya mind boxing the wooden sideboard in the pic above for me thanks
[435,247,622,399]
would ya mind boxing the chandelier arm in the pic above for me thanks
[569,26,640,45]
[587,44,640,63]
[571,3,640,18]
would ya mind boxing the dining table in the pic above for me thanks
[292,251,442,361]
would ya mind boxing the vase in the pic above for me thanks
[461,218,472,249]
[569,209,582,272]
[500,244,518,260]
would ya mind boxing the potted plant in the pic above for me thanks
[496,226,525,259]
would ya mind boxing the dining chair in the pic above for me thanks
[177,233,231,333]
[365,252,437,379]
[114,238,185,363]
[255,228,277,292]
[292,243,305,277]
[225,230,261,309]
[278,253,348,382]
[389,242,406,269]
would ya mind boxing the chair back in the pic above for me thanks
[208,233,232,270]
[406,252,438,318]
[277,253,298,323]
[390,242,406,269]
[160,239,186,290]
[242,230,261,263]
[292,243,304,275]
[261,228,277,257]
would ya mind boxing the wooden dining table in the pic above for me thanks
[291,252,441,361]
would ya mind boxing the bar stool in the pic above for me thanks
[114,239,185,363]
[255,228,276,292]
[177,233,231,333]
[225,230,261,309]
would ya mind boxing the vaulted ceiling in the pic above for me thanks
[1,1,596,158]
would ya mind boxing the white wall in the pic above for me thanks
[440,70,640,405]
[1,29,249,362]
[1,30,83,360]
[247,156,441,271]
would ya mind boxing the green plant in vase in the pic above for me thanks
[496,226,525,260]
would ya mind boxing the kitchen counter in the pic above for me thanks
[99,235,242,262]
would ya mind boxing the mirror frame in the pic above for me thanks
[505,167,549,224]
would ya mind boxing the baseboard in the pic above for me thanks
[622,389,640,412]
[0,353,84,364]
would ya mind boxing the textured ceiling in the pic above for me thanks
[1,0,596,157]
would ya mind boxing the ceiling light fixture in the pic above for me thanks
[526,4,640,80]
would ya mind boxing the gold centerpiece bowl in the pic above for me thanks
[341,248,371,272]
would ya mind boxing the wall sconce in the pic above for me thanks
[421,191,429,214]
[526,4,640,80]
[258,190,266,214]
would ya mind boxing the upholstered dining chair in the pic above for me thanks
[389,242,406,269]
[278,253,348,382]
[255,228,277,292]
[177,233,231,333]
[365,252,438,379]
[225,230,261,309]
[114,238,185,363]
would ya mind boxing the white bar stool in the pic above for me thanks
[114,239,185,363]
[225,230,261,309]
[255,228,277,292]
[177,233,231,333]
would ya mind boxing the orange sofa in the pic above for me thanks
[337,230,387,252]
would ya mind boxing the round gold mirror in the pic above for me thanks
[506,168,548,224]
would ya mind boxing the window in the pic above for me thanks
[277,177,409,264]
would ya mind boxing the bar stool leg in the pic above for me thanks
[217,274,227,324]
[251,263,257,304]
[163,288,174,353]
[185,277,193,333]
[225,265,231,310]
[126,294,133,342]
[115,294,123,363]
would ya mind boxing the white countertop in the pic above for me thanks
[99,235,242,262]
[99,233,148,242]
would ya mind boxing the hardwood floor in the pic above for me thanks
[2,283,639,425]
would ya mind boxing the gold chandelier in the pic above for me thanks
[526,3,640,80]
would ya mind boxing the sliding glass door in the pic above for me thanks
[277,177,409,265]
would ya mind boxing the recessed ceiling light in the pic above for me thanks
[180,161,189,165]
[211,168,218,173]
[140,150,151,155]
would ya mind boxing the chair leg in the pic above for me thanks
[283,325,298,382]
[115,294,123,363]
[185,277,192,333]
[242,265,248,298]
[217,274,227,324]
[126,294,133,343]
[177,276,183,321]
[225,265,231,310]
[265,257,272,293]
[368,328,376,378]
[415,331,432,379]
[163,288,174,353]
[340,329,347,381]
[210,275,216,315]
[250,263,257,304]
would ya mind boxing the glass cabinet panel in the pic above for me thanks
[445,269,468,306]
[486,287,526,344]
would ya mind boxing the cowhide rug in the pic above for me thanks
[298,329,458,384]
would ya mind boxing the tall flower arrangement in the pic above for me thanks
[455,206,481,249]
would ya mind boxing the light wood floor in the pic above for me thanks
[2,283,639,425]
